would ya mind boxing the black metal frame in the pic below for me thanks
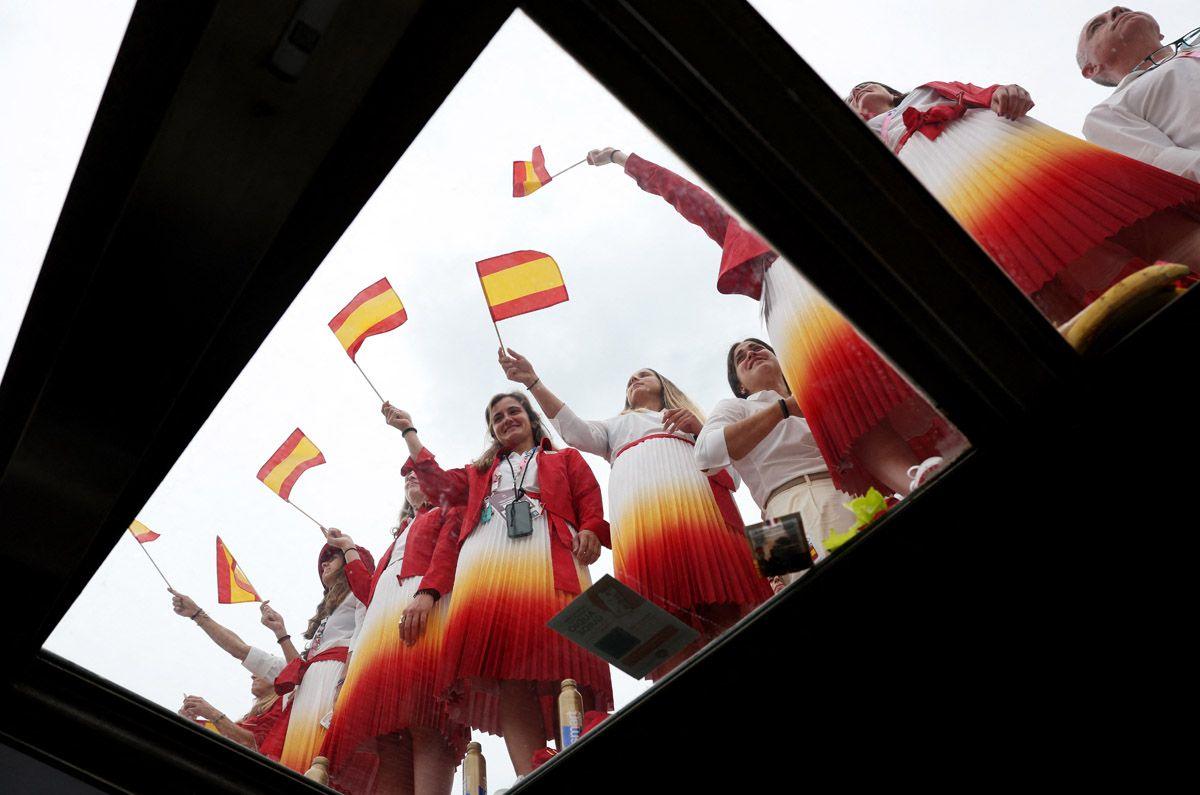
[0,0,1188,791]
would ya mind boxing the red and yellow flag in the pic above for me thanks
[257,428,325,501]
[512,146,552,197]
[216,536,262,604]
[476,250,568,322]
[328,278,407,360]
[128,520,160,544]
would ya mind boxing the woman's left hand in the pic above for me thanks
[662,407,702,436]
[990,84,1034,120]
[572,530,601,565]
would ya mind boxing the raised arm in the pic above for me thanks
[324,528,373,604]
[170,589,250,661]
[499,347,611,458]
[382,403,470,506]
[589,146,731,245]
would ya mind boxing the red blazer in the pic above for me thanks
[343,505,462,606]
[244,698,287,761]
[404,439,610,597]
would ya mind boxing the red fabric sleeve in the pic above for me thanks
[623,152,772,299]
[922,81,999,109]
[403,446,470,509]
[343,558,373,605]
[564,448,610,548]
[624,153,732,246]
[417,506,464,597]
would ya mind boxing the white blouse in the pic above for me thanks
[694,390,829,511]
[551,405,697,464]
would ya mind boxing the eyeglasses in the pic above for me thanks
[1133,26,1200,74]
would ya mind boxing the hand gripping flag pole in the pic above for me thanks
[328,277,408,404]
[128,521,174,589]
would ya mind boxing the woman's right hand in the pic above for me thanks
[400,593,435,646]
[499,347,539,388]
[381,401,414,432]
[169,588,199,618]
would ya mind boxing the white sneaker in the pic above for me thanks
[906,456,944,493]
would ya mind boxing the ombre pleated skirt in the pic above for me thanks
[763,262,968,497]
[324,572,469,791]
[898,110,1200,296]
[437,505,613,739]
[609,435,770,648]
[277,657,345,773]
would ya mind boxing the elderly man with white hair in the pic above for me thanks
[1078,7,1200,182]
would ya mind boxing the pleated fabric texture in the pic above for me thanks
[764,263,968,497]
[277,658,345,773]
[437,504,613,739]
[899,110,1200,296]
[610,436,770,653]
[323,573,469,792]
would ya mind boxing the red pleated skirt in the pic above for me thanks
[437,507,613,739]
[898,110,1200,296]
[764,263,969,497]
[322,572,469,793]
[609,435,770,661]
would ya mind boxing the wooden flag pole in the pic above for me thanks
[491,321,506,354]
[286,500,326,532]
[352,359,385,403]
[477,268,507,354]
[128,529,174,589]
[549,158,587,180]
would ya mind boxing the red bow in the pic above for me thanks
[273,646,348,695]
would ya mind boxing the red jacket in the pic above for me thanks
[404,439,610,597]
[244,697,287,760]
[343,505,462,606]
[623,152,776,300]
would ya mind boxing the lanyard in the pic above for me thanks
[505,448,537,500]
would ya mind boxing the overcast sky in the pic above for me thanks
[5,1,1194,789]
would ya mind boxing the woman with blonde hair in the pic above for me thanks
[177,675,287,759]
[382,392,612,777]
[499,349,771,676]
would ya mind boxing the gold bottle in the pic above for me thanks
[463,741,486,795]
[304,756,330,784]
[557,678,584,750]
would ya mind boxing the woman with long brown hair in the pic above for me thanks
[263,535,374,773]
[498,349,771,675]
[381,393,613,777]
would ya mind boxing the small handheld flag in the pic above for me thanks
[129,520,160,544]
[512,146,587,198]
[328,278,407,361]
[257,429,325,501]
[216,536,262,604]
[127,520,172,588]
[513,146,552,197]
[476,250,568,350]
[257,429,327,530]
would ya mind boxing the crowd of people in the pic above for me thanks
[164,7,1198,793]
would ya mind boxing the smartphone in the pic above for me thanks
[506,498,534,539]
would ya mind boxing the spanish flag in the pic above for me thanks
[476,250,569,322]
[129,520,160,544]
[216,536,262,604]
[328,278,407,360]
[513,145,552,197]
[257,429,325,501]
